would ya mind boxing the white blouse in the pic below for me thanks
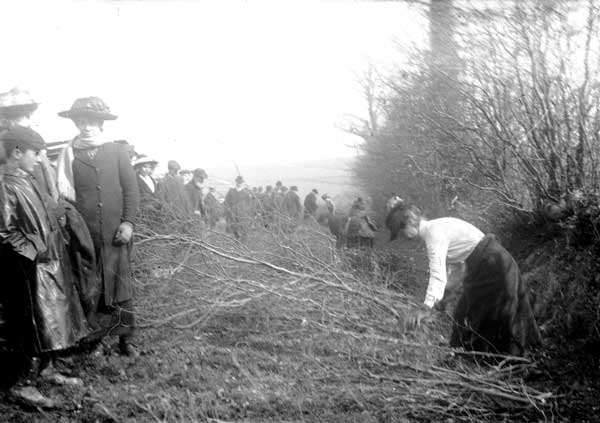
[418,217,484,307]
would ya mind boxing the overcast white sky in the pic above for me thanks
[1,0,427,171]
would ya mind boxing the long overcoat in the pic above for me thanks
[303,192,318,218]
[0,166,89,388]
[185,181,205,217]
[224,187,250,238]
[71,142,139,307]
[157,174,190,217]
[284,191,302,220]
[203,192,222,228]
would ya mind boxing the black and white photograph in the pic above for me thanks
[0,0,598,421]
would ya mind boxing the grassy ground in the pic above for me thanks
[0,217,581,422]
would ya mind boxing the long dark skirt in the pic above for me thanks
[0,252,38,390]
[450,234,541,356]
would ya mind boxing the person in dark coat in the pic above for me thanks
[321,193,335,214]
[347,197,378,247]
[56,97,140,356]
[0,127,89,407]
[157,160,190,218]
[284,185,302,220]
[259,185,275,227]
[204,187,221,229]
[133,155,163,224]
[133,155,158,203]
[224,175,250,240]
[385,202,541,357]
[185,168,207,218]
[179,169,193,186]
[303,188,318,219]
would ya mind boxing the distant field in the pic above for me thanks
[205,157,367,211]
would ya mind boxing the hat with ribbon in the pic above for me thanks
[58,96,117,120]
[133,154,158,169]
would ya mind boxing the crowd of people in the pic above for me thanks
[129,151,342,240]
[0,88,350,408]
[0,87,541,411]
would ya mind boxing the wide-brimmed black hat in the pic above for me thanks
[58,96,117,120]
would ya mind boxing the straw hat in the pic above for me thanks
[58,96,117,120]
[0,87,39,117]
[133,155,158,169]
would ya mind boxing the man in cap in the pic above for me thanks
[303,188,319,220]
[0,126,89,407]
[185,168,207,218]
[56,96,140,356]
[284,185,302,221]
[156,159,191,218]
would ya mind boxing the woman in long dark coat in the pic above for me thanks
[133,155,158,203]
[57,97,140,356]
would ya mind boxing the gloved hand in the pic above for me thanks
[114,221,133,245]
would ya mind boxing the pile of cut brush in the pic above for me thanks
[131,212,554,422]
